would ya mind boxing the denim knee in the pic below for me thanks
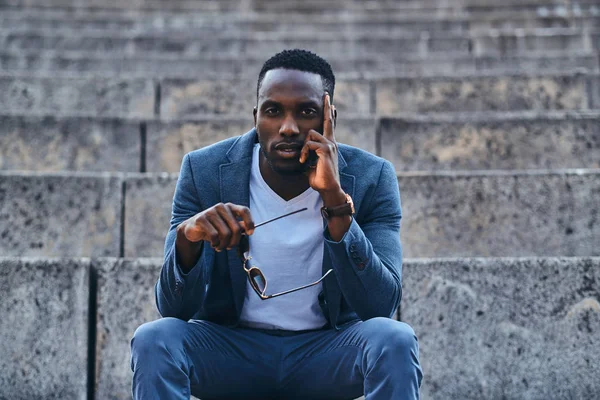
[362,317,419,357]
[130,317,188,366]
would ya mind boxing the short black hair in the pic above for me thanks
[256,49,335,102]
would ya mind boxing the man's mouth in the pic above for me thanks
[274,143,303,159]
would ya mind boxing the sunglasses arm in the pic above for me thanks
[260,269,334,300]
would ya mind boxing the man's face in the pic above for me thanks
[254,68,325,175]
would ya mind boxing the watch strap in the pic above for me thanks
[321,194,355,219]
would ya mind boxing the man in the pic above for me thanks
[131,49,422,399]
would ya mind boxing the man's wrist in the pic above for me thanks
[175,222,203,272]
[320,186,346,208]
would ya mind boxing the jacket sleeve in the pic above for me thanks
[155,153,213,320]
[324,160,402,320]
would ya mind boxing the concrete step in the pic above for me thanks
[0,257,90,400]
[3,111,599,173]
[1,169,598,258]
[1,0,598,12]
[0,171,123,257]
[1,29,597,58]
[1,10,598,34]
[0,75,156,119]
[1,72,597,119]
[142,112,600,173]
[2,51,598,78]
[401,257,600,399]
[1,256,598,398]
[120,169,600,258]
[159,73,600,119]
[1,4,598,27]
[143,116,377,172]
[0,113,375,171]
[0,114,142,172]
[380,111,600,171]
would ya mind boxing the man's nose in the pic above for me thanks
[279,114,300,136]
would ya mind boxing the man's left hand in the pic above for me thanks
[299,92,341,195]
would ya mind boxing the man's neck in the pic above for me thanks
[259,155,310,201]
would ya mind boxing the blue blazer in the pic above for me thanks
[156,128,403,329]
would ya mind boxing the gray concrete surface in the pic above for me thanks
[2,72,593,123]
[399,170,600,258]
[0,172,123,257]
[2,29,595,58]
[0,114,141,172]
[160,78,371,118]
[376,74,598,114]
[401,257,600,399]
[94,258,161,400]
[145,117,376,173]
[145,118,252,174]
[3,257,598,398]
[1,10,598,34]
[380,111,600,171]
[1,0,599,398]
[0,76,155,118]
[124,173,177,258]
[2,0,599,12]
[2,51,598,78]
[120,170,600,258]
[0,257,89,400]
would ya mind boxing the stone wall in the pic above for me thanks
[1,0,599,398]
[2,257,598,399]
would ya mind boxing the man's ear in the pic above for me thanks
[253,107,257,126]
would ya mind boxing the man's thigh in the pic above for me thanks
[135,318,279,399]
[278,318,416,400]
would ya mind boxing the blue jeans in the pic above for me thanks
[130,317,422,399]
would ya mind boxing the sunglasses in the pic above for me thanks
[237,207,333,300]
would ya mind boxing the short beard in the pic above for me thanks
[260,146,307,176]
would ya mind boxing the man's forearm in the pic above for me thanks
[175,226,203,273]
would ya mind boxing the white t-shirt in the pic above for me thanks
[238,144,328,331]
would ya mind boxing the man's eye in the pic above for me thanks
[264,108,279,115]
[302,108,317,116]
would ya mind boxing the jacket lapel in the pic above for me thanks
[219,129,257,317]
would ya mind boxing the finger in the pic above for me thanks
[195,218,220,249]
[216,204,243,249]
[300,140,328,164]
[228,204,255,235]
[323,93,335,141]
[206,212,231,251]
[299,130,327,163]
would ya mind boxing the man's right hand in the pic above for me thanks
[177,203,255,251]
[175,203,254,272]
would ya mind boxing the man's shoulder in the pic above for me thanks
[185,133,250,168]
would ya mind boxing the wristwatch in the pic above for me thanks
[321,193,355,219]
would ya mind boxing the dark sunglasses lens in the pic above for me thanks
[249,269,266,293]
